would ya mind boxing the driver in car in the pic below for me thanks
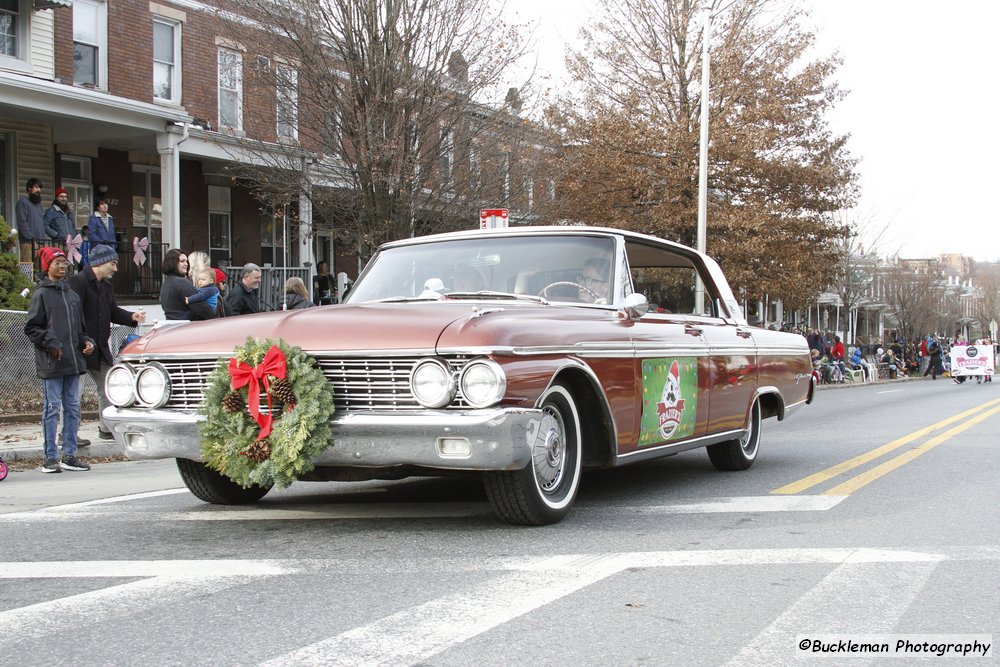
[577,258,611,304]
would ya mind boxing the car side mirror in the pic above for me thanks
[623,293,649,320]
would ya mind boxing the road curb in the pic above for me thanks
[0,441,123,462]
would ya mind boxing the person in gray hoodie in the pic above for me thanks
[24,247,96,473]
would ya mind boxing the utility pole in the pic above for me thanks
[695,9,712,315]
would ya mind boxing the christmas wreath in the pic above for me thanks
[198,337,334,489]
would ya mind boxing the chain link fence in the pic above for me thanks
[0,309,136,417]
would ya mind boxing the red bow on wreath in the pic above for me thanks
[228,345,286,440]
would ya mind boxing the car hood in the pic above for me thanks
[123,302,622,357]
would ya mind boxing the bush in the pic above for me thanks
[0,215,32,310]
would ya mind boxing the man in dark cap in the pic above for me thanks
[24,247,95,473]
[68,244,146,440]
[44,187,77,244]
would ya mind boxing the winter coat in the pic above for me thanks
[15,195,47,242]
[44,204,76,240]
[283,293,315,310]
[87,212,116,247]
[160,274,217,321]
[226,281,262,316]
[67,266,137,370]
[24,279,94,379]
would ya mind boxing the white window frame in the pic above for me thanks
[217,47,243,131]
[468,146,480,190]
[275,62,298,141]
[439,126,454,190]
[501,153,510,203]
[0,0,29,68]
[208,185,232,265]
[152,16,181,104]
[73,0,108,90]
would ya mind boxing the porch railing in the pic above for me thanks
[20,242,310,306]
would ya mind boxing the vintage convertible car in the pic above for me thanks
[104,226,815,525]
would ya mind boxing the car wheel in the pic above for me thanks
[175,458,272,504]
[707,397,761,471]
[483,383,582,525]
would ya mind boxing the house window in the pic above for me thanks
[73,0,106,88]
[208,186,231,266]
[469,147,480,190]
[276,63,298,141]
[218,47,243,130]
[0,133,9,224]
[501,153,510,203]
[60,156,93,232]
[131,167,162,244]
[323,108,341,155]
[153,17,181,103]
[260,205,286,267]
[0,0,18,58]
[439,127,453,189]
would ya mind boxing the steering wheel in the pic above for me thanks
[538,281,600,301]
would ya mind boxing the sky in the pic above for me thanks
[500,0,1000,262]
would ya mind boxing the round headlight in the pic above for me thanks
[106,364,136,407]
[459,360,507,408]
[410,359,456,408]
[135,362,171,408]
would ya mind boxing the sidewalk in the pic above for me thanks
[815,374,919,391]
[0,418,122,462]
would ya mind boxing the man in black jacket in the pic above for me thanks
[24,247,96,473]
[68,244,146,440]
[226,262,263,315]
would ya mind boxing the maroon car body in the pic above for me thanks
[104,226,815,524]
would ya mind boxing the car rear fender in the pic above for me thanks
[753,386,786,421]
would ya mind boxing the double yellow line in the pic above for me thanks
[772,397,1000,496]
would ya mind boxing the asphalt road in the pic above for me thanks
[1,379,997,665]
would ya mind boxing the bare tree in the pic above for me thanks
[972,262,1000,338]
[210,0,541,262]
[881,261,951,341]
[826,214,893,343]
[545,0,857,304]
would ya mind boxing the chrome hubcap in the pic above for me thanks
[533,407,565,492]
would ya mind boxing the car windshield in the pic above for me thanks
[345,235,618,305]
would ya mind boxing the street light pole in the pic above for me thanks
[695,9,712,315]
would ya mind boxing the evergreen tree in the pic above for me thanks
[0,215,32,310]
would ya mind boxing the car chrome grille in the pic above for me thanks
[157,356,472,412]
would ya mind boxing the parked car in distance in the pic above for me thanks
[104,226,815,525]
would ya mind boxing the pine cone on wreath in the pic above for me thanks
[242,439,271,463]
[222,391,246,414]
[269,377,297,405]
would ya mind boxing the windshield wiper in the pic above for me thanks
[442,291,549,305]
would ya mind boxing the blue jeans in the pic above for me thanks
[42,374,81,460]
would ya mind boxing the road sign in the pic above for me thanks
[479,209,508,229]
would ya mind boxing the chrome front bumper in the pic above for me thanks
[102,407,541,471]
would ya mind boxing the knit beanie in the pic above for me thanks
[213,268,228,285]
[38,246,67,273]
[88,244,118,266]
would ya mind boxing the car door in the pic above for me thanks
[689,313,758,435]
[627,311,710,453]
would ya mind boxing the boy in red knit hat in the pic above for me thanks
[24,247,96,473]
